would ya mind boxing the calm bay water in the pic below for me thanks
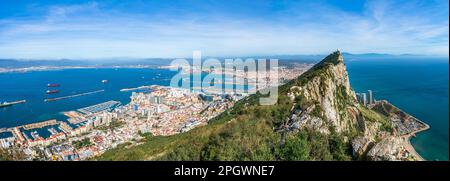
[0,68,176,128]
[0,58,448,160]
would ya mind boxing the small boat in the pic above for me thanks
[46,90,59,94]
[101,80,108,84]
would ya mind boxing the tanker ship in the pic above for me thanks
[47,83,60,87]
[46,90,60,94]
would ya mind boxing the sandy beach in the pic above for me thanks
[402,122,430,161]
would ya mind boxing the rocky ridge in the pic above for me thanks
[282,51,414,161]
[97,51,424,161]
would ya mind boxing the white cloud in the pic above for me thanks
[0,0,448,59]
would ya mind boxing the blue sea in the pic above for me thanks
[346,58,449,161]
[0,58,448,160]
[0,68,177,128]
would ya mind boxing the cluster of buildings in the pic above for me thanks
[398,146,417,161]
[0,85,240,160]
[0,64,314,160]
[391,115,428,136]
[128,86,238,136]
[162,62,312,95]
[0,131,15,148]
[356,90,374,106]
[372,101,430,137]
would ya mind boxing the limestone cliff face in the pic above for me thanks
[286,51,360,134]
[96,51,414,161]
[366,136,403,161]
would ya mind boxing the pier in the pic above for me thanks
[23,119,58,130]
[59,122,74,134]
[0,100,26,108]
[120,86,152,92]
[78,100,121,114]
[44,90,104,102]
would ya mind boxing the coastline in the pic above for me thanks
[0,64,443,161]
[369,100,431,161]
[0,65,162,74]
[403,119,430,161]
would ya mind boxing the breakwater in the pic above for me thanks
[44,90,105,102]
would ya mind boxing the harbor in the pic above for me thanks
[0,63,304,160]
[0,84,242,160]
[0,62,446,161]
[23,119,58,130]
[77,100,121,114]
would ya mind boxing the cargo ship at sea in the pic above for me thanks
[47,83,60,87]
[0,100,26,108]
[46,90,59,94]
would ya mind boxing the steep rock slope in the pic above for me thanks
[285,51,359,135]
[97,51,403,161]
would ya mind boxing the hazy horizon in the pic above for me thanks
[0,0,448,59]
[0,52,448,62]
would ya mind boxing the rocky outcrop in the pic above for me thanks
[366,136,403,161]
[95,51,424,161]
[351,136,372,158]
[286,51,360,134]
[284,51,403,160]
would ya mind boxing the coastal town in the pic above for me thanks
[0,63,312,160]
[355,90,429,161]
[0,85,240,160]
[0,61,431,161]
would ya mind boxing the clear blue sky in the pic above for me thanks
[0,0,448,59]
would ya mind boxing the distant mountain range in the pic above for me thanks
[0,58,173,69]
[247,52,447,61]
[0,53,447,69]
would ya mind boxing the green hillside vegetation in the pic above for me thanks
[358,105,393,132]
[97,52,387,161]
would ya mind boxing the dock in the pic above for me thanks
[77,100,121,114]
[120,86,152,92]
[23,119,58,130]
[0,100,26,108]
[44,90,104,102]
